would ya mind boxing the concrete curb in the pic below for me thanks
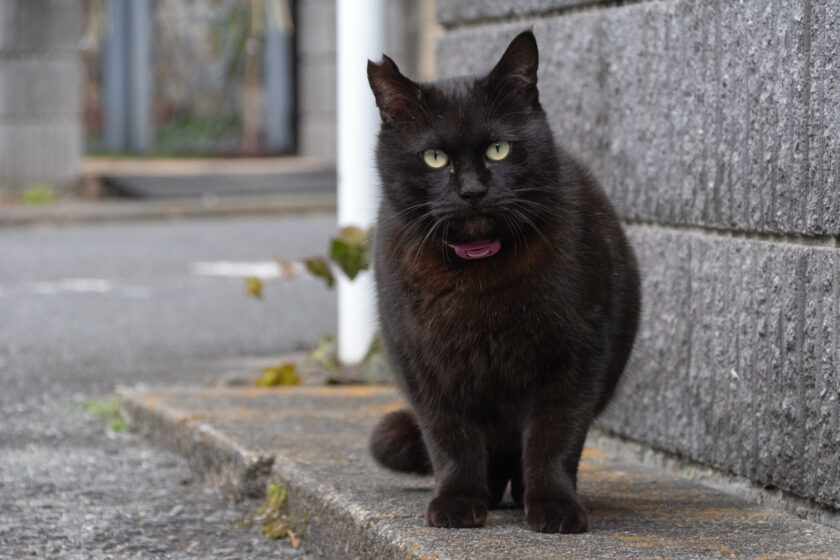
[0,192,336,228]
[118,385,840,559]
[120,387,275,499]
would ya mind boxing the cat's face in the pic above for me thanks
[368,31,561,250]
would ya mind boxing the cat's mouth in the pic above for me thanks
[447,239,501,260]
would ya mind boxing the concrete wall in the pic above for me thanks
[0,0,84,197]
[436,1,840,511]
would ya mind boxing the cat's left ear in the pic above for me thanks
[367,55,424,126]
[486,30,540,107]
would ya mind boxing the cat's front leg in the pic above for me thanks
[421,408,489,528]
[522,387,591,533]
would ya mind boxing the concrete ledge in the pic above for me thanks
[119,385,840,559]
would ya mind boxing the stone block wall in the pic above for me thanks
[0,0,84,197]
[437,1,839,511]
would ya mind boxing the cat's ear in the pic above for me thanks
[367,55,423,125]
[486,30,539,107]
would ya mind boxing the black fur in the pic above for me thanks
[367,31,641,533]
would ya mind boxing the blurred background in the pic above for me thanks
[1,3,431,554]
[0,0,438,202]
[0,0,436,400]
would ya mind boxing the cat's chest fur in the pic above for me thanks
[377,227,576,403]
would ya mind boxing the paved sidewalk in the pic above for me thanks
[119,385,840,559]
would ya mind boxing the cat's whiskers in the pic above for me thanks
[394,200,434,219]
[509,207,554,250]
[513,198,573,227]
[498,210,526,255]
[390,208,438,262]
[412,217,445,265]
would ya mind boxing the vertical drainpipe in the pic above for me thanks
[336,0,383,365]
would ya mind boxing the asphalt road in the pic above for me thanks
[0,214,338,558]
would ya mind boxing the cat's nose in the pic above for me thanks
[459,182,488,205]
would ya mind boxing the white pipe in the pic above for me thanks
[336,0,383,365]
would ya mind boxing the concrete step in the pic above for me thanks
[118,385,840,559]
[0,192,335,228]
[83,156,336,199]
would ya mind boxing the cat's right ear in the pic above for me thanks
[486,30,540,107]
[367,56,423,126]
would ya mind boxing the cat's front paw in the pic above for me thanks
[426,494,488,528]
[525,498,588,533]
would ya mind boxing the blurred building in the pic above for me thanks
[0,0,84,200]
[83,0,436,161]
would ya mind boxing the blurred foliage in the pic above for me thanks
[304,257,334,288]
[243,226,373,297]
[153,114,242,157]
[77,397,130,432]
[256,362,301,387]
[245,225,385,383]
[21,184,57,205]
[313,335,387,385]
[358,336,387,384]
[329,226,371,281]
[309,335,340,377]
[242,480,305,542]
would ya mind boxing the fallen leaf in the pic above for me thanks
[256,363,301,387]
[304,257,335,288]
[245,276,263,299]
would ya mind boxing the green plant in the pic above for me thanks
[21,184,57,205]
[244,225,372,299]
[76,397,130,432]
[246,225,385,383]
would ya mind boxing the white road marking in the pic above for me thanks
[25,278,150,298]
[33,278,114,295]
[189,260,306,280]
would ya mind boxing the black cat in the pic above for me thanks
[367,31,640,533]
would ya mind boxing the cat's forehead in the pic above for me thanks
[423,77,482,117]
[417,77,513,144]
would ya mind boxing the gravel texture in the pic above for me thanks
[0,396,312,559]
[0,214,337,558]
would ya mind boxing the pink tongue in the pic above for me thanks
[448,239,501,260]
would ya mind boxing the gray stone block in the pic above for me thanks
[0,123,80,191]
[297,58,336,117]
[298,0,336,58]
[299,115,336,163]
[598,226,840,509]
[0,57,82,117]
[436,1,840,235]
[0,1,13,52]
[0,0,83,53]
[436,0,596,27]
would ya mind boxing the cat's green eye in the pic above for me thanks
[422,148,449,169]
[486,140,511,162]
